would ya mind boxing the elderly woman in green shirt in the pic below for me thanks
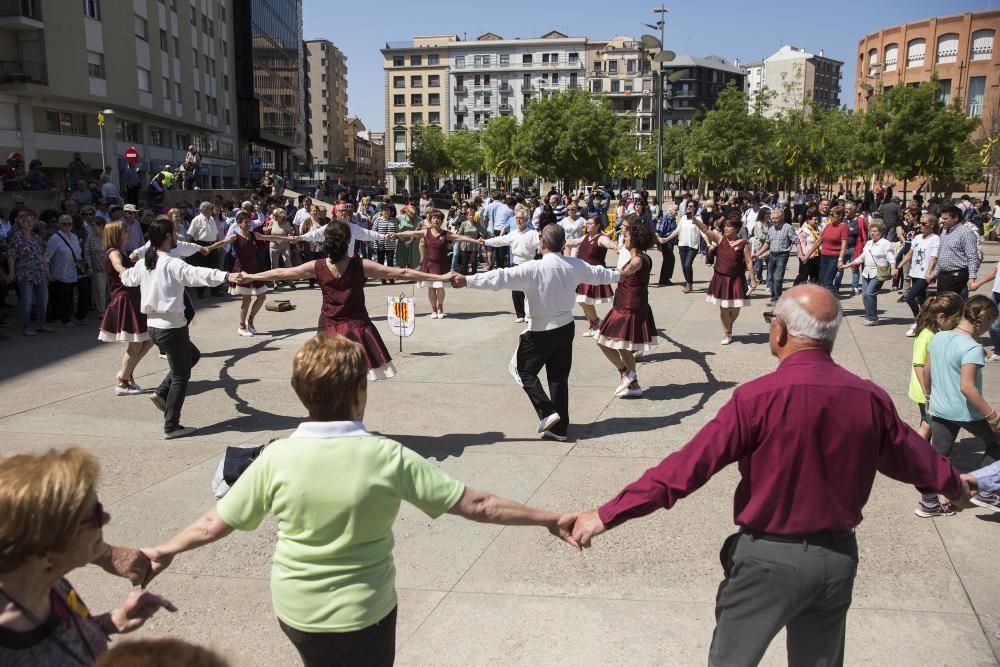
[141,334,575,667]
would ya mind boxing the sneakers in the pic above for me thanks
[515,316,526,323]
[541,431,568,442]
[862,319,876,326]
[987,353,1000,363]
[914,500,956,518]
[581,328,595,337]
[430,311,439,319]
[537,412,561,434]
[720,336,733,345]
[238,326,254,337]
[247,323,258,335]
[616,369,637,395]
[971,492,1000,512]
[115,378,141,396]
[164,426,198,440]
[617,385,644,398]
[150,394,166,412]
[437,311,446,319]
[158,352,167,359]
[906,325,917,337]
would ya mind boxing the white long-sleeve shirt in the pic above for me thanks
[121,252,227,329]
[298,221,384,257]
[133,240,202,259]
[485,228,540,264]
[467,252,619,331]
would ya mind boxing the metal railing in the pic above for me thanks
[454,85,467,93]
[499,104,513,114]
[0,0,41,20]
[0,59,46,84]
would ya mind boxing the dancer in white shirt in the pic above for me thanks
[484,209,540,322]
[121,218,240,439]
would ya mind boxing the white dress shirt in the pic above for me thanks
[677,216,703,248]
[44,231,82,283]
[292,207,312,231]
[298,221,385,257]
[467,252,619,332]
[187,213,218,242]
[133,240,203,259]
[121,252,227,329]
[849,238,893,279]
[485,228,540,265]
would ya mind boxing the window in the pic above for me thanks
[218,3,224,21]
[552,73,559,84]
[160,29,168,52]
[115,118,142,142]
[627,59,636,73]
[485,74,491,85]
[137,67,151,92]
[410,94,422,105]
[428,54,439,65]
[884,43,898,71]
[175,82,182,102]
[971,29,995,61]
[569,52,579,63]
[162,77,170,99]
[593,61,601,72]
[523,54,532,64]
[937,79,952,104]
[607,61,618,74]
[967,76,986,117]
[83,0,99,19]
[410,55,422,66]
[46,111,87,135]
[907,38,925,68]
[393,130,406,162]
[411,112,423,123]
[591,79,603,92]
[224,108,231,125]
[393,94,404,105]
[455,55,465,68]
[483,94,490,105]
[204,55,210,71]
[134,16,147,40]
[500,54,509,65]
[429,93,440,105]
[429,112,440,124]
[611,80,620,93]
[223,75,228,90]
[570,72,577,88]
[393,112,404,124]
[195,93,201,110]
[936,33,959,64]
[175,133,190,150]
[542,53,551,63]
[392,75,405,88]
[209,59,215,76]
[640,117,651,132]
[173,37,179,54]
[87,51,104,79]
[190,4,196,25]
[867,48,879,76]
[150,128,164,145]
[393,56,404,67]
[410,75,422,87]
[428,74,440,87]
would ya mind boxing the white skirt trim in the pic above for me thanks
[229,285,271,296]
[706,296,746,308]
[594,333,657,352]
[369,362,397,382]
[417,280,446,289]
[98,330,150,343]
[576,294,611,305]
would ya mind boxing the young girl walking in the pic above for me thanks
[908,292,963,440]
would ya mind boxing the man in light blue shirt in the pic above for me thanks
[490,196,515,269]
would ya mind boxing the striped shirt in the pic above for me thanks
[373,217,398,250]
[936,223,980,278]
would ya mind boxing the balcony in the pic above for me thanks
[0,59,46,85]
[499,104,513,115]
[454,84,467,94]
[521,82,535,91]
[454,102,467,113]
[455,123,467,130]
[499,83,512,93]
[0,0,43,29]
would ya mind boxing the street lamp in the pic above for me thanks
[644,6,671,207]
[97,108,114,175]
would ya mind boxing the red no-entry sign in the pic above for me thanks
[124,146,140,164]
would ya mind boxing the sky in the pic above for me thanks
[304,0,991,133]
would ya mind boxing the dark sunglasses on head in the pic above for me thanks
[80,500,106,527]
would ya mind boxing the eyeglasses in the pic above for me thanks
[80,500,107,527]
[763,311,775,324]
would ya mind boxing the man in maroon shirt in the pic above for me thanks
[564,284,971,666]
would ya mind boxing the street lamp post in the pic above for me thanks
[645,6,670,207]
[97,108,115,181]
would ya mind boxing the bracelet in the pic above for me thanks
[987,411,1000,426]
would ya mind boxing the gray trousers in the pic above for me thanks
[923,417,1000,503]
[709,531,858,667]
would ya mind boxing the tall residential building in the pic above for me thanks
[856,10,999,130]
[588,36,655,145]
[0,0,240,188]
[303,38,348,184]
[745,45,843,116]
[661,55,747,126]
[232,0,304,183]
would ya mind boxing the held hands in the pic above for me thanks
[138,547,174,588]
[199,246,210,256]
[108,589,177,634]
[549,510,606,549]
[226,272,245,285]
[451,273,468,289]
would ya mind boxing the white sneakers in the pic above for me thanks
[515,317,526,323]
[430,311,447,319]
[537,412,561,434]
[238,326,254,337]
[906,324,917,337]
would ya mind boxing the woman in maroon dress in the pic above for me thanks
[242,221,453,381]
[564,215,619,336]
[207,211,287,337]
[594,217,657,397]
[98,220,155,396]
[393,208,481,319]
[693,210,757,345]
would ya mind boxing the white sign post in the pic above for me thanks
[387,295,415,352]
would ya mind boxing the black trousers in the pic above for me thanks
[905,277,930,317]
[657,242,675,284]
[515,322,573,437]
[512,290,526,319]
[149,326,201,433]
[50,279,88,323]
[189,243,220,296]
[937,269,969,299]
[279,607,397,667]
[793,257,820,285]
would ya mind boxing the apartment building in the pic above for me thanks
[0,0,240,189]
[661,55,747,126]
[303,38,348,183]
[745,45,843,116]
[588,36,655,145]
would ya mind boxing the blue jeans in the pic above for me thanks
[17,280,48,330]
[991,292,1000,352]
[834,246,859,290]
[819,255,839,292]
[679,246,698,285]
[766,253,790,301]
[861,275,883,321]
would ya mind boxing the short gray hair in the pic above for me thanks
[541,223,565,251]
[200,201,213,211]
[773,293,842,344]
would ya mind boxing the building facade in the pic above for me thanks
[232,0,304,184]
[0,0,240,189]
[660,55,747,126]
[303,38,347,184]
[857,10,1000,131]
[588,36,654,145]
[745,45,842,116]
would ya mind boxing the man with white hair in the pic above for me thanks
[564,284,972,666]
[186,201,221,297]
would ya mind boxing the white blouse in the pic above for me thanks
[677,216,704,249]
[850,238,893,279]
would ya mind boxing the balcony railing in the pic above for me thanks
[499,83,512,93]
[0,0,41,20]
[522,82,535,91]
[454,103,467,113]
[454,84,467,94]
[0,59,46,84]
[499,104,513,115]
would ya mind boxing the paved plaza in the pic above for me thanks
[3,252,1000,666]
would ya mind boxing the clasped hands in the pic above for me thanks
[226,271,249,285]
[548,510,607,550]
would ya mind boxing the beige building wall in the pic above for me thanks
[587,36,654,145]
[304,38,347,176]
[0,0,240,188]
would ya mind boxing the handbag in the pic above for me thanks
[871,243,891,281]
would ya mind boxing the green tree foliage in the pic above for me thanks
[444,130,484,177]
[409,124,449,186]
[480,115,520,181]
[609,118,655,181]
[684,83,772,186]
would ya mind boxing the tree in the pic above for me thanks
[409,124,449,189]
[480,115,519,185]
[608,118,654,186]
[444,130,483,194]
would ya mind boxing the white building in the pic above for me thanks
[745,45,843,117]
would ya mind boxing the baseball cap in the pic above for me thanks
[123,204,138,212]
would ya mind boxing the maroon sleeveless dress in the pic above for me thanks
[595,253,657,351]
[417,229,448,288]
[316,256,395,381]
[98,249,149,342]
[575,234,614,304]
[706,239,749,307]
[230,232,269,296]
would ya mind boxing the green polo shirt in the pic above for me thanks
[216,421,465,632]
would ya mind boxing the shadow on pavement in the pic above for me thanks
[376,430,513,461]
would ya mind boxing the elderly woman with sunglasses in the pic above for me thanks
[0,448,176,665]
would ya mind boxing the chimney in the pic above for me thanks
[819,49,824,57]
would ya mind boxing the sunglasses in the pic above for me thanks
[80,500,107,527]
[763,311,775,324]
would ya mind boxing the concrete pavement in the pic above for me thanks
[2,249,999,666]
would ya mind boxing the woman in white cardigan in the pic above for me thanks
[839,221,893,326]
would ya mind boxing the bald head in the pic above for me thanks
[771,285,842,355]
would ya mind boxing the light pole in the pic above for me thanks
[97,108,114,178]
[645,6,670,206]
